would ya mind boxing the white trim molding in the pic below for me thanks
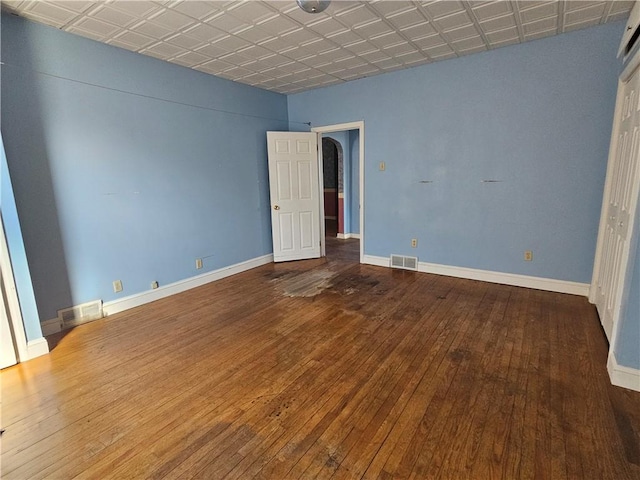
[103,254,273,317]
[337,233,360,240]
[608,353,640,392]
[26,337,50,360]
[362,255,589,296]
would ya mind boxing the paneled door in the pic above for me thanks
[591,66,640,341]
[267,132,321,262]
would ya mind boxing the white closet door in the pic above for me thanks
[592,66,640,341]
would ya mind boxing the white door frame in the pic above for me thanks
[311,121,365,263]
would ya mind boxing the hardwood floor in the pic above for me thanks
[2,238,640,479]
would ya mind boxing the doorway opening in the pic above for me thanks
[321,137,341,239]
[316,125,362,261]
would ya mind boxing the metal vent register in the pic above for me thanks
[390,255,419,271]
[58,300,103,329]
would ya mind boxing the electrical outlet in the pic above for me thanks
[195,258,203,269]
[379,161,386,171]
[113,280,123,293]
[151,281,159,289]
[524,250,533,261]
[411,238,418,248]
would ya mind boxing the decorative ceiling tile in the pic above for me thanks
[327,29,365,45]
[564,3,607,24]
[485,26,519,43]
[519,2,559,24]
[610,1,635,14]
[421,1,466,19]
[164,33,206,50]
[25,1,79,25]
[205,11,250,33]
[564,17,602,32]
[182,23,227,43]
[343,40,379,55]
[257,14,301,35]
[479,13,518,33]
[72,16,122,36]
[382,41,419,56]
[170,51,210,67]
[88,5,138,27]
[3,0,633,95]
[433,10,473,31]
[522,16,558,35]
[450,35,485,51]
[413,34,448,50]
[307,16,349,36]
[128,20,175,39]
[471,2,513,21]
[113,30,157,49]
[442,24,480,42]
[400,22,438,41]
[422,43,455,57]
[299,37,338,53]
[194,42,229,58]
[369,1,416,17]
[148,8,195,30]
[386,8,428,30]
[170,1,221,21]
[142,41,186,59]
[369,32,406,49]
[334,4,380,27]
[49,1,95,14]
[108,2,163,18]
[226,1,276,23]
[234,24,275,43]
[353,19,394,38]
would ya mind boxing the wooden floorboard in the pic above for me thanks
[2,236,640,479]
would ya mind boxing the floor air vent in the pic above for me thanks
[58,300,103,329]
[390,255,419,271]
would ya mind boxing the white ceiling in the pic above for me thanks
[1,1,633,94]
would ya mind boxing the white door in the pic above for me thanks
[267,132,321,262]
[592,66,640,341]
[1,287,18,369]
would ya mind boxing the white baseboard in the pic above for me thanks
[337,233,360,240]
[26,337,49,360]
[608,353,640,392]
[362,255,590,296]
[103,254,274,317]
[363,255,390,268]
[41,317,62,336]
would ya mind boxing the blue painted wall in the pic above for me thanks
[289,22,623,283]
[1,14,288,322]
[0,135,43,342]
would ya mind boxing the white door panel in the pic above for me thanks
[1,293,18,369]
[592,65,640,342]
[267,132,321,262]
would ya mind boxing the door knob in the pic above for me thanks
[274,205,280,210]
